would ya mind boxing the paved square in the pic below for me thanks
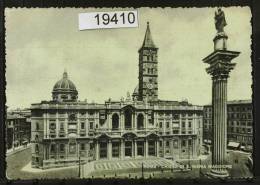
[94,157,175,171]
[81,157,178,178]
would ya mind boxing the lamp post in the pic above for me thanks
[78,155,81,178]
[199,158,202,177]
[141,162,144,179]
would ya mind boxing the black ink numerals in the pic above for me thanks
[94,12,136,26]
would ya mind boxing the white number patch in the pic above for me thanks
[79,10,138,30]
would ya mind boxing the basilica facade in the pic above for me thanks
[31,23,203,169]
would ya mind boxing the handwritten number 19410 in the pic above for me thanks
[94,12,135,25]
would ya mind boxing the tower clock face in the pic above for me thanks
[147,83,153,89]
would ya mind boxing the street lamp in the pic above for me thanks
[78,155,81,178]
[199,158,202,177]
[141,162,144,179]
[188,137,192,169]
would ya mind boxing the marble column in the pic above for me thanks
[156,140,160,157]
[203,30,240,177]
[134,140,137,158]
[120,140,124,159]
[145,139,149,157]
[95,142,99,160]
[108,140,112,160]
[162,140,165,157]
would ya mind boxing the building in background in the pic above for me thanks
[30,23,203,169]
[203,100,252,152]
[6,111,31,150]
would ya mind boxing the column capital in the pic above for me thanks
[203,50,240,79]
[206,61,236,79]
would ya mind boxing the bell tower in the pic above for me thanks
[138,22,158,102]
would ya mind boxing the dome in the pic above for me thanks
[53,72,77,92]
[52,71,78,102]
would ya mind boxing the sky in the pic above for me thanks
[5,7,252,109]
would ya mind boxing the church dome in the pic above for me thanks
[52,71,78,102]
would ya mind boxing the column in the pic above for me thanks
[145,139,148,157]
[170,140,173,157]
[156,140,160,157]
[56,119,59,138]
[107,113,111,130]
[120,113,124,130]
[145,113,148,131]
[131,114,134,129]
[211,76,228,175]
[77,112,80,136]
[120,140,124,159]
[162,139,165,157]
[43,144,46,160]
[134,140,137,158]
[108,140,112,160]
[131,141,134,157]
[133,113,136,130]
[203,17,240,177]
[46,114,49,139]
[95,142,99,160]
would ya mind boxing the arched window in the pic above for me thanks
[137,114,144,130]
[124,109,132,129]
[112,114,119,130]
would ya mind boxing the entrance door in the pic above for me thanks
[125,141,132,157]
[137,141,144,156]
[100,142,107,159]
[112,142,120,158]
[148,140,156,156]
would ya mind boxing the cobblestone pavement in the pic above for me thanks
[94,157,176,171]
[81,157,180,178]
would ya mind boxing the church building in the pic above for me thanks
[31,22,203,169]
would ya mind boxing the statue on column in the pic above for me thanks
[215,8,227,33]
